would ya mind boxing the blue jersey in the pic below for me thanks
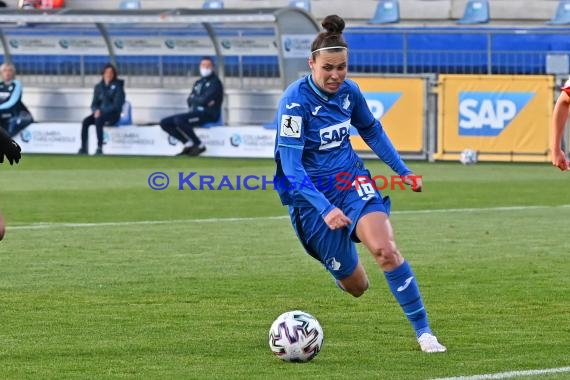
[274,75,410,217]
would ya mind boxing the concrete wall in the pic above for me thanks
[22,87,281,126]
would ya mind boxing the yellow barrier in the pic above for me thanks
[350,77,425,154]
[435,75,554,162]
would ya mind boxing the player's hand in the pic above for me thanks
[94,109,102,118]
[0,129,21,165]
[403,174,422,192]
[323,207,352,230]
[551,149,569,171]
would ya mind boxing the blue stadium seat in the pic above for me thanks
[369,0,400,25]
[201,113,224,128]
[288,0,311,12]
[118,101,133,126]
[457,0,490,25]
[202,0,224,9]
[119,0,141,10]
[547,0,570,25]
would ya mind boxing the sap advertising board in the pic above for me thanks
[436,74,553,162]
[458,92,534,137]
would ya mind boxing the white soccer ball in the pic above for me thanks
[268,310,324,362]
[459,149,478,165]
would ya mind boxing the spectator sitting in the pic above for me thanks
[160,56,224,157]
[78,63,125,155]
[0,63,34,138]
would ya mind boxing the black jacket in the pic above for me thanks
[187,73,224,121]
[91,79,125,115]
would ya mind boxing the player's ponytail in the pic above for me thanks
[311,14,348,59]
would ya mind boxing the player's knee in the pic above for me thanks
[369,241,397,258]
[345,280,369,298]
[370,243,400,266]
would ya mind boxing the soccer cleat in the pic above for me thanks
[187,145,206,157]
[417,333,447,353]
[177,146,193,156]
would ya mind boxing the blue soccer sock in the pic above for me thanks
[384,261,432,338]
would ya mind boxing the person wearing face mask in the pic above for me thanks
[0,62,34,138]
[159,56,224,156]
[78,63,125,155]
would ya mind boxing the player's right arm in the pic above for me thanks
[276,96,351,229]
[0,127,21,165]
[551,89,570,171]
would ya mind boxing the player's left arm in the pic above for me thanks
[350,88,420,191]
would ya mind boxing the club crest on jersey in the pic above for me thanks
[280,114,302,138]
[342,94,351,110]
[319,120,351,150]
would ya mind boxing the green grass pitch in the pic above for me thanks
[1,155,569,379]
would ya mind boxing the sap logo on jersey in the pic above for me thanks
[459,92,534,136]
[320,120,351,150]
[364,92,402,120]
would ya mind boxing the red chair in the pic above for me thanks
[39,0,64,9]
[18,0,64,9]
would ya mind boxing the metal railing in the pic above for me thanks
[7,28,570,89]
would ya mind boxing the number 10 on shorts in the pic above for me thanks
[353,177,376,201]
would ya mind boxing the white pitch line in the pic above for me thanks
[432,366,570,380]
[393,205,553,215]
[7,204,570,231]
[8,215,290,231]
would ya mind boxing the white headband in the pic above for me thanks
[311,46,347,54]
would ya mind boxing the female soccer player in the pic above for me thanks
[273,14,446,353]
[551,78,570,171]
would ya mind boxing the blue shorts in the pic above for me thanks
[289,175,391,280]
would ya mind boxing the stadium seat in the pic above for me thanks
[369,0,400,25]
[119,0,141,9]
[202,0,224,9]
[457,0,490,24]
[288,0,311,12]
[118,101,133,126]
[201,113,224,128]
[547,0,570,25]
